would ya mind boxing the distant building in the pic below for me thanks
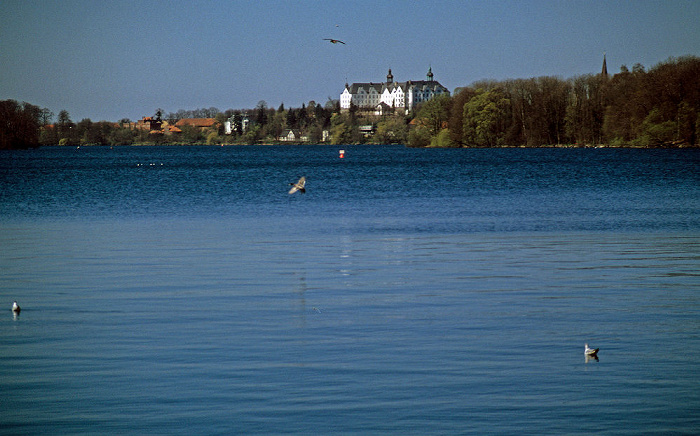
[278,129,308,142]
[601,53,608,78]
[136,116,162,132]
[359,125,375,137]
[374,102,393,116]
[224,114,251,135]
[340,68,450,114]
[174,118,221,131]
[163,123,181,135]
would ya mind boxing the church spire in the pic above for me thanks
[387,68,393,84]
[601,53,608,78]
[427,66,434,82]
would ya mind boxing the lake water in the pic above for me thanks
[1,145,699,434]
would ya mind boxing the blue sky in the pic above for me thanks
[1,0,698,122]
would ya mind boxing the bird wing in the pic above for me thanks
[288,177,306,194]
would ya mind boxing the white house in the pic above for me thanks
[340,68,449,114]
[224,114,251,135]
[278,129,308,142]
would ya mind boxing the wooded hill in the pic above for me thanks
[409,56,700,148]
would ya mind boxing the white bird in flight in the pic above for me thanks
[584,343,599,356]
[288,176,306,194]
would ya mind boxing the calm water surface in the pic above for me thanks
[1,145,699,434]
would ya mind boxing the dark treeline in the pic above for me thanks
[3,101,338,147]
[35,110,141,147]
[0,100,52,149]
[409,56,700,148]
[226,100,336,144]
[163,107,222,122]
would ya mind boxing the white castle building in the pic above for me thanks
[340,68,450,114]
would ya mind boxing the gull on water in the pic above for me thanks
[585,343,599,356]
[12,301,20,313]
[289,177,306,194]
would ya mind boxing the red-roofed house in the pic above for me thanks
[174,118,221,131]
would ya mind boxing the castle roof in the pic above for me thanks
[346,80,448,94]
[345,68,448,93]
[346,82,385,94]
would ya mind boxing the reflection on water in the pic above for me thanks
[585,354,600,363]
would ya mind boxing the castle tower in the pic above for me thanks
[387,68,394,84]
[427,67,434,82]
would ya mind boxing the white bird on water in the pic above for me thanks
[12,301,20,313]
[585,343,599,356]
[288,177,306,194]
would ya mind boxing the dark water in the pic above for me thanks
[1,145,699,434]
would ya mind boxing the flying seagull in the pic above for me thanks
[289,176,306,194]
[12,301,20,313]
[323,38,345,44]
[584,343,599,356]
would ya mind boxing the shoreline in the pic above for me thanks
[15,142,698,150]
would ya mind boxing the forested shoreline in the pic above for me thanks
[2,56,699,149]
[409,56,700,148]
